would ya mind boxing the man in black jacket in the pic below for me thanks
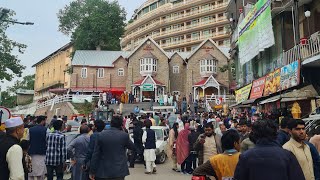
[89,116,135,180]
[129,121,144,168]
[188,126,200,171]
[234,120,305,180]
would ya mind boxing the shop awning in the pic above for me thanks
[49,88,68,93]
[281,97,308,102]
[259,95,281,105]
[241,99,256,105]
[230,103,241,108]
[70,87,125,92]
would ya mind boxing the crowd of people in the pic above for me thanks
[0,108,320,180]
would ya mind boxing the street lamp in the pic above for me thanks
[304,10,311,37]
[1,20,34,25]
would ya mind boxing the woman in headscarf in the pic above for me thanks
[168,123,179,172]
[176,123,192,174]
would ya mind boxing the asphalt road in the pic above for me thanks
[127,160,191,180]
[62,160,191,180]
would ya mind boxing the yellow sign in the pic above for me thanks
[235,83,252,103]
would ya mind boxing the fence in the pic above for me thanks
[36,94,100,109]
[283,31,320,65]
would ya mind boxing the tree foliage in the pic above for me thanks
[57,0,126,51]
[7,74,35,93]
[1,74,35,108]
[0,10,26,82]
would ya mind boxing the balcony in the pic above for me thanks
[122,1,229,45]
[161,31,228,48]
[156,17,228,39]
[283,32,320,66]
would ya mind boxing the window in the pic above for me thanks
[200,59,218,74]
[140,58,157,74]
[81,68,87,78]
[97,68,104,78]
[118,68,124,76]
[173,66,179,74]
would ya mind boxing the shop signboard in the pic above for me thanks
[235,83,252,104]
[250,77,266,99]
[238,0,274,65]
[263,69,281,96]
[142,84,154,91]
[280,61,300,91]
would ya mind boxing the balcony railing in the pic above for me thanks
[161,32,227,48]
[283,31,320,65]
[122,2,229,45]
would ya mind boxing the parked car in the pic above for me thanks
[129,126,169,164]
[66,120,80,132]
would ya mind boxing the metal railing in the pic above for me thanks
[36,94,100,109]
[283,31,320,65]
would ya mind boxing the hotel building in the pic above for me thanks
[120,0,230,52]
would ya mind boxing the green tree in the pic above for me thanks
[0,74,35,107]
[7,74,35,93]
[0,10,26,81]
[58,0,126,51]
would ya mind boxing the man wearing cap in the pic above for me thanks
[0,117,25,180]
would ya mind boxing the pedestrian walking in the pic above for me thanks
[283,119,315,180]
[143,120,157,174]
[45,120,67,180]
[193,100,199,114]
[182,98,187,114]
[28,115,47,180]
[168,123,179,172]
[193,129,240,180]
[309,127,320,153]
[188,93,193,105]
[0,117,25,180]
[276,117,291,146]
[194,123,222,165]
[84,120,105,170]
[234,120,305,180]
[89,116,135,180]
[188,126,200,172]
[176,123,192,174]
[68,125,90,180]
[129,121,144,168]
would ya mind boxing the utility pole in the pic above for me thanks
[293,0,300,45]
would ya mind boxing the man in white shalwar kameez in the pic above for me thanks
[142,120,157,174]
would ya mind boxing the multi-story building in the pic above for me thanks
[32,43,73,100]
[120,0,231,52]
[70,38,231,102]
[227,0,320,116]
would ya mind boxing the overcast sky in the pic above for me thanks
[1,0,145,89]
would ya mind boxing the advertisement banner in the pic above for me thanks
[236,83,252,103]
[263,69,281,96]
[72,95,93,103]
[280,61,300,91]
[250,77,266,99]
[238,0,275,65]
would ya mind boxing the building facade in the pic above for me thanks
[121,0,231,52]
[227,0,320,115]
[71,38,230,102]
[32,43,73,100]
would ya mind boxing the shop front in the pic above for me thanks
[132,75,165,102]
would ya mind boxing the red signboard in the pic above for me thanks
[250,77,266,99]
